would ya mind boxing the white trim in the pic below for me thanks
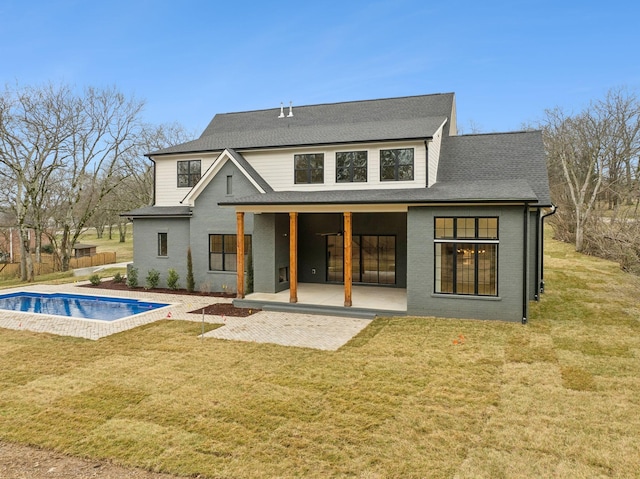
[181,149,267,206]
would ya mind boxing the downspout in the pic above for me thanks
[522,202,530,325]
[539,204,557,294]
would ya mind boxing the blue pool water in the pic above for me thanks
[0,292,169,322]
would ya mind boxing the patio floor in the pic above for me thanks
[241,283,407,314]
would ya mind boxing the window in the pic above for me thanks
[226,175,233,195]
[209,234,251,272]
[157,233,167,256]
[380,148,414,181]
[177,160,201,187]
[434,217,498,296]
[294,153,324,184]
[336,151,367,182]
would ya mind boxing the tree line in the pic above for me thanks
[0,83,192,281]
[541,87,640,273]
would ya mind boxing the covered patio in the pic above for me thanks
[235,283,407,319]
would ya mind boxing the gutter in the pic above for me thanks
[522,202,530,325]
[539,204,558,294]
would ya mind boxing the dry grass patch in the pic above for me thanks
[0,234,640,477]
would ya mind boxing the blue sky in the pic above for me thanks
[2,0,639,136]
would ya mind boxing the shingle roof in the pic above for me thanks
[225,148,273,193]
[437,131,551,206]
[150,93,455,155]
[219,180,538,207]
[120,206,192,218]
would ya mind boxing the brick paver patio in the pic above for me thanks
[0,283,371,350]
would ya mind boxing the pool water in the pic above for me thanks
[0,292,169,322]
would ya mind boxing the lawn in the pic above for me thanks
[0,235,639,478]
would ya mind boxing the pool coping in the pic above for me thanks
[0,283,373,350]
[0,283,226,340]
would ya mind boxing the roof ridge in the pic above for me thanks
[212,92,456,117]
[454,130,541,138]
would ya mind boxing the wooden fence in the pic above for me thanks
[0,252,117,280]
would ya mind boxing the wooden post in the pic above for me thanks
[236,212,245,299]
[344,211,352,307]
[289,212,298,303]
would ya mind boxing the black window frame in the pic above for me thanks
[208,234,252,272]
[336,151,368,183]
[177,160,201,188]
[157,232,168,257]
[294,153,324,184]
[380,148,414,181]
[434,217,499,296]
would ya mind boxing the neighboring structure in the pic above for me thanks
[123,93,552,322]
[72,244,97,259]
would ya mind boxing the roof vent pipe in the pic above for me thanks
[278,103,285,118]
[287,101,294,118]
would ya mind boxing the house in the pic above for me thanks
[123,93,552,322]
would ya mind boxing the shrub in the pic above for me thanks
[186,247,195,292]
[113,272,124,283]
[126,267,139,288]
[167,268,180,290]
[145,269,160,290]
[41,244,55,254]
[89,274,101,286]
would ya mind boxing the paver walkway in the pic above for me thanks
[0,283,371,350]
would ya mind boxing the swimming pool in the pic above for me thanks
[0,292,169,322]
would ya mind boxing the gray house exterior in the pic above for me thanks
[124,93,552,322]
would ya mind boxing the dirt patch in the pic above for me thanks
[0,441,184,479]
[188,302,260,317]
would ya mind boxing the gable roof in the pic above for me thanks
[181,148,272,206]
[437,130,551,206]
[150,93,455,156]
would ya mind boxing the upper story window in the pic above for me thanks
[177,160,201,187]
[380,148,414,181]
[294,153,324,184]
[336,151,367,183]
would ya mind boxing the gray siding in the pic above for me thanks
[252,213,291,293]
[131,160,261,293]
[406,205,528,322]
[130,217,191,288]
[189,161,256,293]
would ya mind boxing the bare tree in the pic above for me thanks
[0,84,73,281]
[542,87,640,258]
[54,86,144,271]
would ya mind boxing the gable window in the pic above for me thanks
[177,160,201,187]
[294,153,324,184]
[209,234,252,272]
[157,233,168,257]
[336,151,367,182]
[434,217,498,296]
[380,148,414,181]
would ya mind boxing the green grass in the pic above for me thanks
[0,234,639,477]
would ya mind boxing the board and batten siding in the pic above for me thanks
[151,139,431,207]
[153,152,218,206]
[428,124,444,187]
[241,140,428,192]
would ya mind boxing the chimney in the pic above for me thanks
[278,102,285,118]
[287,101,294,118]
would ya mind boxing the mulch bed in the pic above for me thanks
[82,279,260,317]
[187,303,260,317]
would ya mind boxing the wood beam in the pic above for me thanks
[236,212,245,299]
[289,212,298,303]
[344,211,352,307]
